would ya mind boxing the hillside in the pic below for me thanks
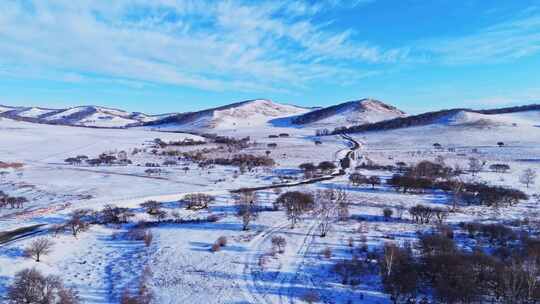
[291,99,405,126]
[144,99,310,131]
[334,104,540,134]
[0,105,171,128]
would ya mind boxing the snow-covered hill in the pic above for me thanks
[0,105,172,128]
[340,104,540,134]
[145,99,310,131]
[291,98,405,127]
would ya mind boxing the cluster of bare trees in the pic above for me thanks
[490,163,511,173]
[183,193,215,210]
[275,191,315,228]
[6,268,79,303]
[299,161,337,178]
[349,173,381,188]
[201,154,275,171]
[380,229,540,304]
[141,200,167,222]
[387,163,528,208]
[65,152,131,167]
[0,191,28,209]
[409,205,449,225]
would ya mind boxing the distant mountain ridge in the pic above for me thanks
[333,104,540,134]
[1,101,538,131]
[0,105,172,128]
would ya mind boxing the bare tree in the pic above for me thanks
[271,235,286,254]
[314,190,338,237]
[7,268,79,303]
[368,176,381,189]
[433,207,449,224]
[335,189,350,221]
[276,191,314,228]
[67,209,91,238]
[468,157,484,176]
[25,238,54,262]
[520,168,537,188]
[235,190,259,230]
[451,179,464,211]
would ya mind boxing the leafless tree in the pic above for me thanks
[368,176,381,188]
[67,209,91,238]
[335,189,350,221]
[314,190,338,237]
[25,238,54,262]
[451,179,464,211]
[468,157,484,176]
[520,168,537,188]
[271,235,286,254]
[7,268,79,303]
[235,190,259,230]
[433,207,449,224]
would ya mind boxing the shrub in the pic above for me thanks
[302,290,321,303]
[143,230,153,247]
[271,235,287,254]
[217,236,228,247]
[383,208,393,221]
[333,257,365,285]
[210,243,221,252]
[322,247,332,259]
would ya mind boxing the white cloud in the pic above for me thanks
[423,10,540,64]
[0,0,397,93]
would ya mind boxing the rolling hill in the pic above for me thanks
[143,99,311,131]
[291,99,405,127]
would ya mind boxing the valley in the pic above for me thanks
[0,99,539,303]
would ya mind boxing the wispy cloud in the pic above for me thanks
[0,0,398,93]
[422,8,540,64]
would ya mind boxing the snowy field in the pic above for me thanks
[0,110,539,303]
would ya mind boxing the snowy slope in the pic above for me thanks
[0,105,18,113]
[0,105,175,128]
[13,107,61,118]
[146,99,310,131]
[341,104,540,134]
[291,98,405,127]
[41,106,137,127]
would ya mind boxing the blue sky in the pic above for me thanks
[1,0,539,114]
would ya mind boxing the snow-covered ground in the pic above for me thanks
[0,109,539,303]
